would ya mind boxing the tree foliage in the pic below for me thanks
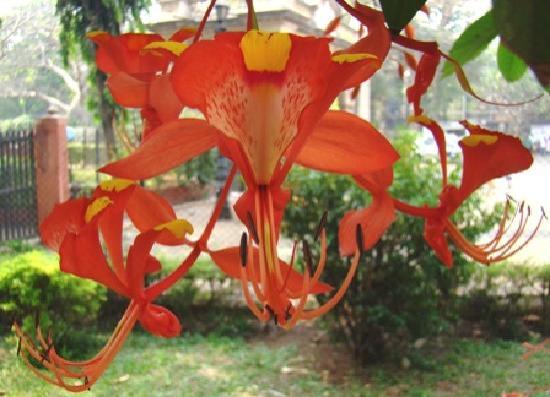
[55,0,151,158]
[0,0,85,124]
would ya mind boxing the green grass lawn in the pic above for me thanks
[1,331,549,397]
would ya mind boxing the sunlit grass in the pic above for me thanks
[1,333,549,397]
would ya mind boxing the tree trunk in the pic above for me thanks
[95,71,118,161]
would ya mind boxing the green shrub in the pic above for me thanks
[283,130,500,364]
[0,250,107,357]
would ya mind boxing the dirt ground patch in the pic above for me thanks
[249,321,358,385]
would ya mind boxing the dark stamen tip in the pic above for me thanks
[16,338,21,356]
[355,224,364,255]
[506,193,517,203]
[302,239,313,275]
[246,212,259,244]
[314,211,328,242]
[542,206,547,220]
[520,202,525,212]
[527,205,531,216]
[265,305,275,323]
[285,304,292,321]
[240,232,248,267]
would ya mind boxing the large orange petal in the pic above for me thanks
[171,37,244,112]
[125,229,160,295]
[338,191,395,256]
[139,304,181,338]
[296,110,399,175]
[59,226,128,296]
[98,206,125,279]
[107,72,149,108]
[126,186,180,245]
[334,3,390,87]
[457,122,533,202]
[209,246,332,295]
[148,75,183,125]
[100,119,219,180]
[39,198,89,251]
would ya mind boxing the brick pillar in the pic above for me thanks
[35,110,69,226]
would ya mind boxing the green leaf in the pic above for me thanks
[442,10,498,77]
[492,0,550,65]
[492,0,550,90]
[497,41,527,82]
[380,0,427,33]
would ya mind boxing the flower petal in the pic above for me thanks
[100,119,219,180]
[148,75,184,125]
[39,198,89,251]
[457,121,533,201]
[107,72,149,108]
[338,190,395,256]
[296,110,399,175]
[139,304,181,338]
[59,226,128,296]
[125,186,180,245]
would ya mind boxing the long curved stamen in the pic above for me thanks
[286,230,328,300]
[300,226,362,321]
[14,301,140,392]
[254,190,268,298]
[300,246,360,320]
[267,190,285,286]
[444,206,544,264]
[279,239,298,294]
[240,249,269,322]
[282,267,311,329]
[247,233,266,302]
[478,198,518,250]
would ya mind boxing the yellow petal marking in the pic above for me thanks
[461,134,498,147]
[99,179,136,192]
[240,30,291,72]
[85,197,113,223]
[407,114,434,125]
[142,41,188,56]
[86,31,108,39]
[154,219,194,239]
[331,53,377,64]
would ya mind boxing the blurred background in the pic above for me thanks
[0,1,549,396]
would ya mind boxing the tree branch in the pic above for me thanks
[0,90,71,113]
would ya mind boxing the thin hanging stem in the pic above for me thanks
[393,197,440,218]
[193,0,218,43]
[145,164,237,300]
[246,0,259,30]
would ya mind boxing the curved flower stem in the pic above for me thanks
[193,0,218,44]
[246,0,259,30]
[393,197,440,218]
[333,0,358,19]
[145,164,237,300]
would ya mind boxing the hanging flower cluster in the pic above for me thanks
[14,0,543,391]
